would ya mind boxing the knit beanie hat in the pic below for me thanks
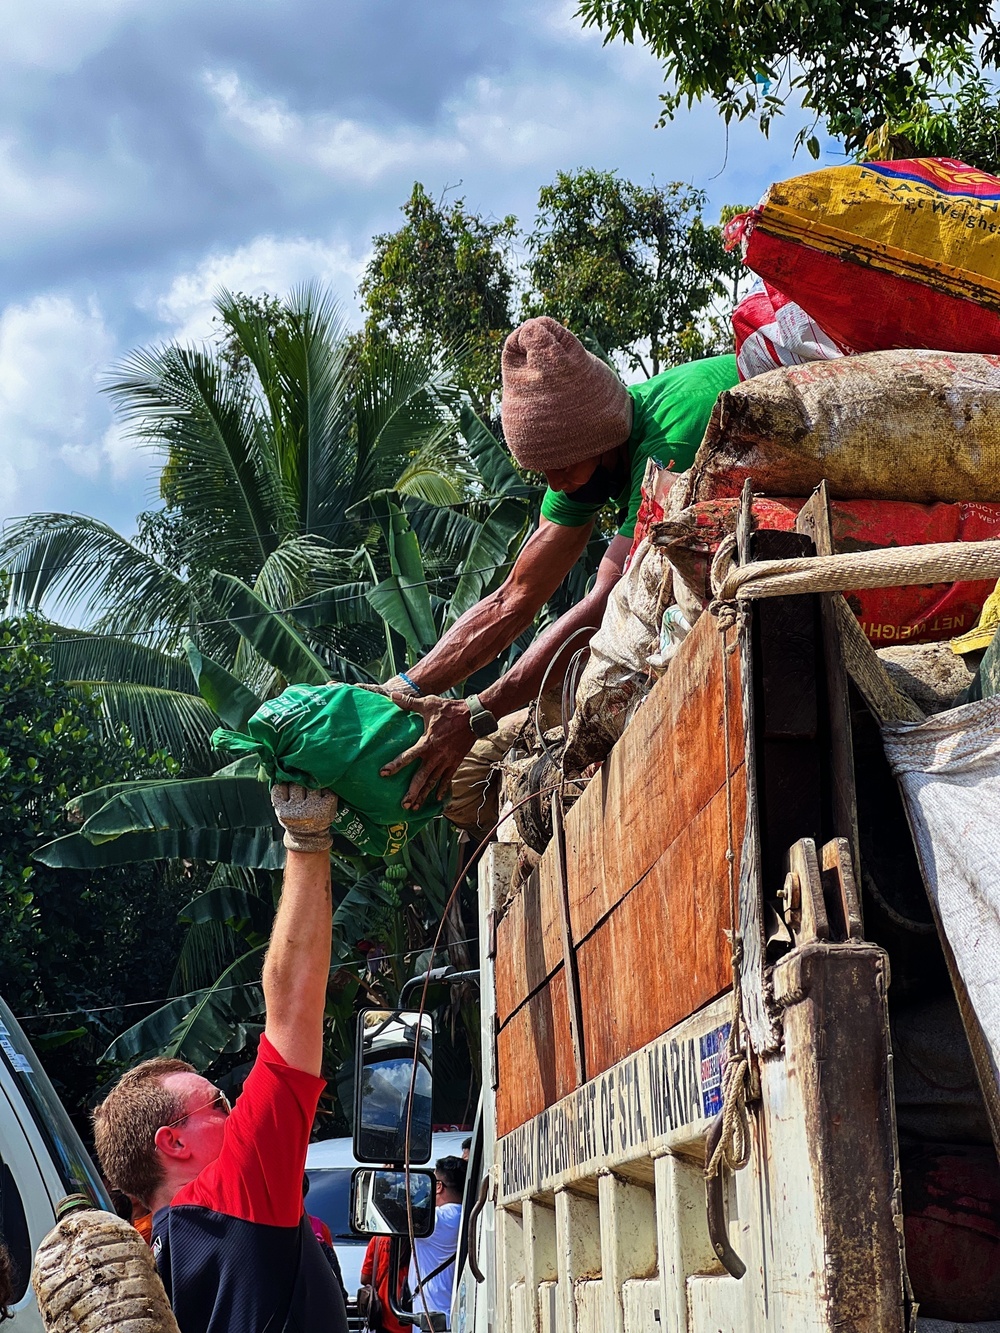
[501,317,632,471]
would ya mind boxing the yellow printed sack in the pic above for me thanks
[725,158,1000,358]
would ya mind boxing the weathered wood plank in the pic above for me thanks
[495,863,564,1026]
[495,608,745,1032]
[495,966,575,1139]
[576,774,744,1079]
[567,609,743,945]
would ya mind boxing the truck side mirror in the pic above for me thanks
[349,1168,436,1237]
[353,1009,434,1164]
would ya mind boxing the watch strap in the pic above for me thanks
[466,693,499,738]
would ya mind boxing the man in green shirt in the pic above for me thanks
[380,316,737,815]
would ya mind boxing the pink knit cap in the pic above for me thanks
[500,317,632,471]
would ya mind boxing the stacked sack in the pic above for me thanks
[567,158,1000,771]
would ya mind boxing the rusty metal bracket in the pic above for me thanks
[551,790,587,1086]
[705,1114,748,1280]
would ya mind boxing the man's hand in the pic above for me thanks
[380,693,478,811]
[270,783,338,852]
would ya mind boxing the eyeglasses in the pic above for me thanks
[163,1089,231,1131]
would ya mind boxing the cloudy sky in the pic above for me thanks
[0,0,836,537]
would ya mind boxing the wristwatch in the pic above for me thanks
[465,693,499,738]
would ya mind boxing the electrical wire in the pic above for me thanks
[14,934,479,1025]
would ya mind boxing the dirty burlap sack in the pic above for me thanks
[688,350,1000,505]
[563,537,672,773]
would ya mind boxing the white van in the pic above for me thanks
[0,995,111,1328]
[305,1130,468,1301]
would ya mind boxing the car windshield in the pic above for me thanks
[306,1167,358,1242]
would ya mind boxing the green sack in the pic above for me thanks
[211,684,443,859]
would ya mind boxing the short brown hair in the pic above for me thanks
[92,1058,195,1206]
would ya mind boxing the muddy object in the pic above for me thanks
[901,1143,1000,1321]
[564,537,670,773]
[689,350,1000,504]
[32,1204,180,1332]
[876,644,974,714]
[502,732,583,854]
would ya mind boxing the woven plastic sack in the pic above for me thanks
[689,350,1000,506]
[726,158,1000,356]
[882,695,1000,1160]
[564,537,670,771]
[732,277,847,380]
[655,495,1000,646]
[213,684,443,858]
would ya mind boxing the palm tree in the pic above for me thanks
[0,286,474,764]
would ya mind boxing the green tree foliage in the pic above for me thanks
[577,0,1000,155]
[860,45,1000,174]
[0,597,192,1118]
[359,183,518,416]
[524,170,733,376]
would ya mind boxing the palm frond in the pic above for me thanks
[68,682,218,771]
[0,513,193,641]
[43,630,197,694]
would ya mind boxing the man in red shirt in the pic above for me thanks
[94,784,347,1333]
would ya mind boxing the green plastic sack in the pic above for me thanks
[211,684,443,859]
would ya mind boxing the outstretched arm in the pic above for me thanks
[263,786,337,1075]
[385,533,632,810]
[395,517,596,697]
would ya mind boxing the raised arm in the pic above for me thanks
[263,786,337,1075]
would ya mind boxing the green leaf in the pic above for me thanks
[69,682,218,772]
[76,773,274,844]
[34,825,285,869]
[460,407,533,496]
[185,639,262,730]
[43,630,198,694]
[363,499,437,655]
[103,946,267,1067]
[447,499,530,624]
[208,571,329,685]
[807,134,821,158]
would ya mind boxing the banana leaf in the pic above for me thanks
[460,406,536,498]
[208,571,330,685]
[364,499,437,657]
[185,639,262,730]
[35,825,285,869]
[76,774,275,845]
[103,946,267,1066]
[447,499,531,624]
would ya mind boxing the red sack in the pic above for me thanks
[656,497,1000,645]
[731,278,847,380]
[725,158,1000,357]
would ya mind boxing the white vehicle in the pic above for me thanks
[0,994,111,1329]
[306,1130,468,1300]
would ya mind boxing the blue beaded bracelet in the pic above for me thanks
[398,670,423,695]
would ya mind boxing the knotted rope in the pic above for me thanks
[710,537,1000,630]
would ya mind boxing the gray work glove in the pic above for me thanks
[270,783,339,853]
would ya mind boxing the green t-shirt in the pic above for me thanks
[539,354,738,538]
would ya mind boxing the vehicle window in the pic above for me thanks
[0,1158,31,1304]
[306,1169,357,1242]
[0,1002,106,1205]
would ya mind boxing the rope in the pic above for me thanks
[705,611,753,1183]
[710,538,1000,630]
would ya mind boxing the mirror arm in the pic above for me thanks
[386,1236,419,1326]
[399,967,480,1008]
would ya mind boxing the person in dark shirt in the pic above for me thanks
[93,784,347,1333]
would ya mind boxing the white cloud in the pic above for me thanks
[152,234,370,342]
[0,0,143,72]
[205,70,459,184]
[0,294,142,513]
